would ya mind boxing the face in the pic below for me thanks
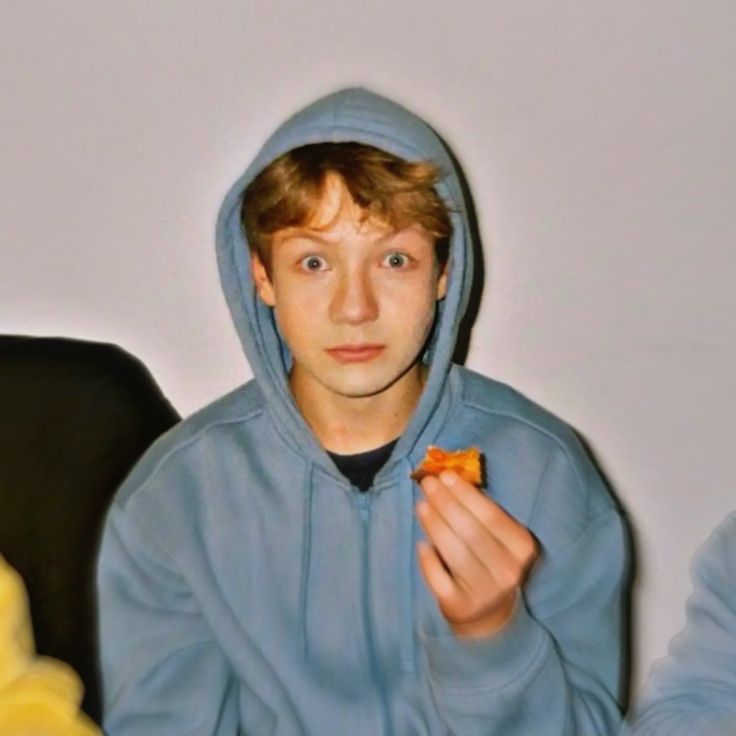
[251,175,448,403]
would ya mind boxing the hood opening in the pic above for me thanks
[216,86,477,471]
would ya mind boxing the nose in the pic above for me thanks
[329,266,379,325]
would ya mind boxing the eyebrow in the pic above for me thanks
[280,229,403,247]
[282,232,332,245]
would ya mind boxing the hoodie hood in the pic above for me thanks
[216,87,474,471]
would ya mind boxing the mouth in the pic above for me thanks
[325,344,385,363]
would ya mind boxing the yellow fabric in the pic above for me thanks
[0,556,100,735]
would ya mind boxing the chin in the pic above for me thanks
[328,379,394,400]
[324,366,411,400]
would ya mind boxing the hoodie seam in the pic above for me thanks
[117,409,266,510]
[272,124,429,166]
[265,410,352,490]
[370,370,462,495]
[299,461,315,659]
[430,623,552,696]
[110,502,186,580]
[527,453,556,531]
[459,399,588,499]
[529,507,624,624]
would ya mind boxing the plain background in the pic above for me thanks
[2,0,734,697]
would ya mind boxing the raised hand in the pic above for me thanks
[416,470,538,638]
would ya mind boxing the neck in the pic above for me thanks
[290,364,427,455]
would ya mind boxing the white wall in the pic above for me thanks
[2,0,734,696]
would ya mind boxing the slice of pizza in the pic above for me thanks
[410,445,483,486]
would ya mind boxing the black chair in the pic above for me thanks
[0,336,180,721]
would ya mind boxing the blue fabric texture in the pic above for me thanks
[624,512,736,736]
[97,88,629,735]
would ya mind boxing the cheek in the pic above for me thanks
[384,279,437,327]
[274,302,309,342]
[272,283,324,343]
[410,301,439,347]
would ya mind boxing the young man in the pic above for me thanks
[624,512,736,735]
[97,88,629,734]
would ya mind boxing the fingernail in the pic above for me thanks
[440,470,456,486]
[416,500,429,516]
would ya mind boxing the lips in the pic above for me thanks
[325,344,385,363]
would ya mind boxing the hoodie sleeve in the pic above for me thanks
[419,453,628,736]
[96,501,240,735]
[623,513,736,736]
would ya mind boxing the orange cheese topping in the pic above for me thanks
[410,446,483,486]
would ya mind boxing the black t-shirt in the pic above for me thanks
[328,439,399,492]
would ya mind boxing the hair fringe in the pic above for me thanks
[241,143,453,268]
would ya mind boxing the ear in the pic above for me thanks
[251,254,276,307]
[436,265,448,301]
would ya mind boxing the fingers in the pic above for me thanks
[418,478,515,579]
[416,541,469,621]
[428,471,538,567]
[416,541,456,599]
[416,469,539,636]
[416,498,500,593]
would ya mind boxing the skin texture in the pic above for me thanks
[417,470,538,637]
[252,173,538,637]
[251,173,447,454]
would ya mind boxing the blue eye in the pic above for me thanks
[300,255,327,272]
[383,252,410,268]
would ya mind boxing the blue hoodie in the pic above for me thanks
[97,88,629,735]
[623,512,736,735]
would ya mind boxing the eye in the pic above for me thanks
[299,255,328,272]
[382,252,412,269]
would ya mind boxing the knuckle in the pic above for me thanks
[439,592,463,615]
[514,527,535,556]
[463,524,485,550]
[465,601,484,620]
[522,533,539,563]
[479,506,498,529]
[499,563,523,590]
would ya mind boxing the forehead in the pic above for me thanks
[275,218,431,253]
[276,174,403,244]
[304,173,388,235]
